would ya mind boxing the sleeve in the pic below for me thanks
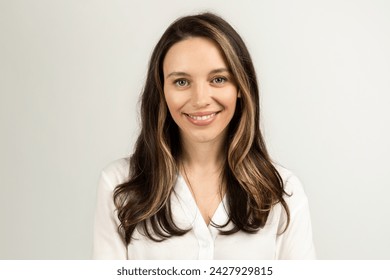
[275,174,316,260]
[92,171,128,259]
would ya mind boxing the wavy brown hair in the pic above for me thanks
[114,12,290,244]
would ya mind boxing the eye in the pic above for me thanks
[174,79,189,87]
[212,76,227,84]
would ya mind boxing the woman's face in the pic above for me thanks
[163,37,239,145]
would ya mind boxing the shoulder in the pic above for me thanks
[274,164,309,214]
[99,157,130,191]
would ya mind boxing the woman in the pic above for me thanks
[93,12,315,259]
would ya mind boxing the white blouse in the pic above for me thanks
[93,158,316,260]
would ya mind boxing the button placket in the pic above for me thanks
[175,174,215,259]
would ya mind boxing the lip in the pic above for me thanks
[183,111,219,126]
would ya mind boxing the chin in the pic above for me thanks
[189,131,225,144]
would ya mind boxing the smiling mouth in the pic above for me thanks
[185,112,217,120]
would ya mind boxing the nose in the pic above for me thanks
[191,83,210,108]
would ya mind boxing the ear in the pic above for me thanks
[237,90,241,98]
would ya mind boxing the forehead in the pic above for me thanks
[163,37,228,76]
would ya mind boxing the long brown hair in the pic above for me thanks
[114,12,290,244]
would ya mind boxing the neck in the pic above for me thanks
[180,136,225,172]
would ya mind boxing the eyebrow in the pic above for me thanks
[166,72,190,79]
[209,68,231,75]
[166,68,231,79]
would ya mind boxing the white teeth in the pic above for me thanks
[187,113,216,120]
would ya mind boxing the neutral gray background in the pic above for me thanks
[1,0,389,259]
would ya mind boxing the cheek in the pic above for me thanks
[164,91,184,117]
[217,90,238,110]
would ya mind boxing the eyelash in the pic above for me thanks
[212,76,227,84]
[174,79,189,87]
[173,76,228,87]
